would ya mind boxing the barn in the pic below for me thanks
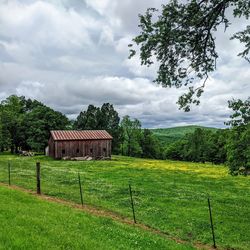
[48,130,112,160]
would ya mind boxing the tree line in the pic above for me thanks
[0,95,161,159]
[164,98,250,175]
[0,95,249,175]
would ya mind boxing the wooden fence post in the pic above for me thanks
[208,197,216,248]
[78,173,83,206]
[129,184,136,223]
[36,162,41,194]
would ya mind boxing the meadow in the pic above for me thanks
[0,153,249,249]
[0,185,193,250]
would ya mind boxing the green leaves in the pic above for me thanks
[0,95,70,152]
[226,97,250,127]
[130,0,250,110]
[74,103,121,153]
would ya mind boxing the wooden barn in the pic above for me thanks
[48,130,112,160]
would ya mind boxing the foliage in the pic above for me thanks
[0,154,249,249]
[130,0,250,110]
[226,124,250,175]
[0,95,27,153]
[23,105,69,152]
[0,95,69,152]
[225,98,250,174]
[74,103,121,153]
[140,129,162,159]
[74,104,100,130]
[120,115,142,157]
[226,97,250,127]
[164,128,228,164]
[151,125,218,145]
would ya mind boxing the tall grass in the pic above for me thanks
[0,153,249,249]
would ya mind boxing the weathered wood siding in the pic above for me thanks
[48,138,112,159]
[48,137,55,158]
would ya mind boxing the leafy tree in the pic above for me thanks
[120,116,142,157]
[226,124,250,175]
[226,97,250,127]
[74,105,100,130]
[205,129,228,164]
[164,139,186,161]
[0,95,69,153]
[99,103,121,153]
[0,95,26,153]
[226,98,250,174]
[140,129,162,159]
[129,0,250,110]
[23,105,69,152]
[74,103,121,153]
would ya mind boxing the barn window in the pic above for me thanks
[90,148,93,153]
[103,148,106,152]
[62,149,65,154]
[76,148,79,153]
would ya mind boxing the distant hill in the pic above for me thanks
[151,125,219,146]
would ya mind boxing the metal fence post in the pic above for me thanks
[129,184,136,223]
[36,162,41,194]
[78,173,84,206]
[208,197,216,248]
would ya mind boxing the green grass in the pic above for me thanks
[151,125,218,145]
[0,153,249,249]
[0,185,193,250]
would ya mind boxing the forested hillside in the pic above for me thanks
[151,126,218,145]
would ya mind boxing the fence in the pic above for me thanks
[0,160,249,249]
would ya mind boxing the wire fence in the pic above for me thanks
[0,160,249,249]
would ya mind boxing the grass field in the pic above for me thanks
[0,185,194,250]
[0,153,249,249]
[151,125,218,145]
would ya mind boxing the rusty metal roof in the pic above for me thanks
[50,130,113,141]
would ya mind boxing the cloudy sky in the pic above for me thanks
[0,0,249,128]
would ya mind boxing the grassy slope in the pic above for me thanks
[0,185,193,250]
[151,125,218,145]
[0,154,249,249]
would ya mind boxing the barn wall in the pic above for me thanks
[48,137,55,158]
[53,139,112,159]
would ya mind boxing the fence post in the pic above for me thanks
[8,162,11,185]
[36,162,41,194]
[129,184,136,223]
[78,173,83,206]
[208,197,216,248]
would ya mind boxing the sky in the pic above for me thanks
[0,0,249,128]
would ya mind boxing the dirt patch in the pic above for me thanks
[0,183,218,250]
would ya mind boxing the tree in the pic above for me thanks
[226,124,250,175]
[74,103,121,153]
[99,103,121,153]
[129,0,250,111]
[225,97,250,127]
[23,105,69,152]
[225,98,250,174]
[120,116,142,157]
[74,105,100,130]
[140,129,162,159]
[0,95,69,153]
[0,95,26,153]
